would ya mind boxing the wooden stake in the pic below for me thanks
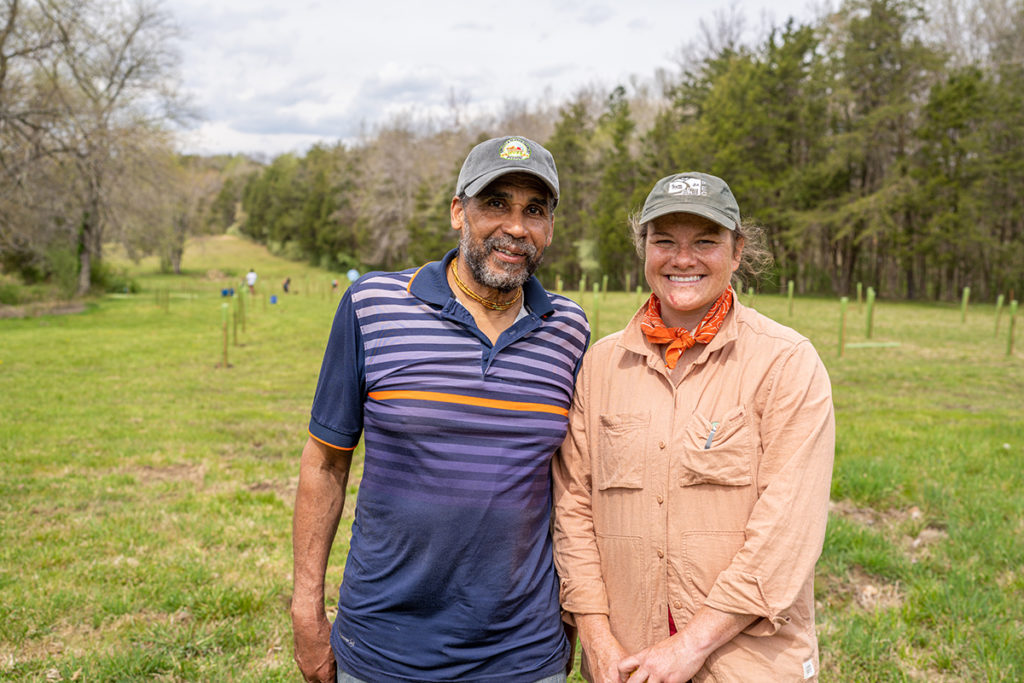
[866,287,876,340]
[1008,300,1018,357]
[838,297,849,357]
[221,303,229,367]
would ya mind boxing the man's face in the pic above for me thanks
[451,173,554,293]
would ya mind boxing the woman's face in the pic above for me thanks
[644,213,743,329]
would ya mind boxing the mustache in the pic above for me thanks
[484,234,538,258]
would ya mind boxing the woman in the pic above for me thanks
[553,172,835,682]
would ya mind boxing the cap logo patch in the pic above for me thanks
[668,176,707,196]
[499,137,531,160]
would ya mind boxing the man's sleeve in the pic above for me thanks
[308,288,365,450]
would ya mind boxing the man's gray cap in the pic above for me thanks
[456,136,559,206]
[639,172,740,230]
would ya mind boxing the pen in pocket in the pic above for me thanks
[704,421,720,449]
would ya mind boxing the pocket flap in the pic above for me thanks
[678,406,752,487]
[596,412,649,490]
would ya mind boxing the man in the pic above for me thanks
[292,135,591,683]
[245,268,257,295]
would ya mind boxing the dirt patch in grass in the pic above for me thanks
[0,302,87,319]
[820,565,905,612]
[829,499,949,563]
[132,463,207,487]
[246,477,298,507]
[0,609,189,672]
[823,498,953,613]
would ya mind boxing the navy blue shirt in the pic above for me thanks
[310,249,590,682]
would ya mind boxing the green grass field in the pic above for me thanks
[1,235,1021,681]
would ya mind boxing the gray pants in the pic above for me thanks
[337,670,567,683]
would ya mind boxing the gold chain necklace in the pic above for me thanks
[449,257,523,311]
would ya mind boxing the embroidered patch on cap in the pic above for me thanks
[668,176,707,196]
[499,137,531,160]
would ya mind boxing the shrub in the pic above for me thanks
[90,261,140,294]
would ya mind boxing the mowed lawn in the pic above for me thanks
[1,235,1021,681]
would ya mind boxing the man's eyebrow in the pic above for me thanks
[479,189,549,206]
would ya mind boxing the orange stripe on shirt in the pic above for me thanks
[308,430,357,451]
[368,390,568,416]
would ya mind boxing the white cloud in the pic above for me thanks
[166,0,820,156]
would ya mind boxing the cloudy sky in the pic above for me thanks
[166,0,822,157]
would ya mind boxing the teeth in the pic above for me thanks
[668,275,701,283]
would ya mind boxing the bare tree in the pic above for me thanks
[0,0,184,294]
[924,0,1024,68]
[46,0,182,293]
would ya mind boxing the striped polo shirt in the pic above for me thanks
[309,248,590,683]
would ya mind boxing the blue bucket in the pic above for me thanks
[270,295,278,304]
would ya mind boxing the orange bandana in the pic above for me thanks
[640,287,733,369]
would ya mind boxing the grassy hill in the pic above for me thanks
[1,235,1021,681]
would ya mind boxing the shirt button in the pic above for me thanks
[673,600,682,609]
[657,495,664,504]
[657,549,665,558]
[658,441,666,449]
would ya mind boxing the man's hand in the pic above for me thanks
[292,608,336,683]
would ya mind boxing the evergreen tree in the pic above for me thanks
[593,86,642,290]
[543,93,598,286]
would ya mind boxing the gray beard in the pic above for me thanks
[459,224,543,293]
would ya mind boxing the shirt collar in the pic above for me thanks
[407,247,555,317]
[620,290,741,363]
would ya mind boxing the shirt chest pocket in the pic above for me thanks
[677,406,753,487]
[596,412,649,490]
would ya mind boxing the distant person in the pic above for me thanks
[331,278,338,294]
[245,268,257,295]
[291,135,590,683]
[553,172,835,682]
[283,277,291,294]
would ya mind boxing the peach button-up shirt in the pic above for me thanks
[553,298,835,682]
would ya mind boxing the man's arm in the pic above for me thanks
[292,436,353,683]
[618,606,756,683]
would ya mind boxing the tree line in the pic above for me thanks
[3,0,1023,301]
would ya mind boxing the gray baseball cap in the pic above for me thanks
[639,172,740,231]
[456,136,559,206]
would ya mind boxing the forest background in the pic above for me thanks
[2,0,1023,305]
